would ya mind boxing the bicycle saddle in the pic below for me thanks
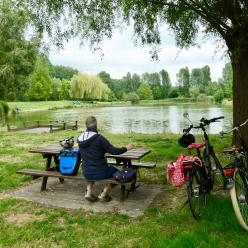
[187,142,204,150]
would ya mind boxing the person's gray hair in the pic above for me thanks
[85,116,97,129]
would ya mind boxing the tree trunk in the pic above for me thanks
[232,51,248,146]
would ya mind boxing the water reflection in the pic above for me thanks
[7,105,232,134]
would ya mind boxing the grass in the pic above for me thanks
[7,101,130,113]
[0,130,247,247]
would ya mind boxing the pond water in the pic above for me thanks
[6,105,232,134]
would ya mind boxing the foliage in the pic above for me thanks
[168,87,179,98]
[70,73,110,100]
[196,94,213,104]
[177,67,190,97]
[190,66,211,93]
[137,84,153,100]
[214,89,225,104]
[50,78,61,100]
[58,79,70,100]
[0,101,10,116]
[189,85,200,99]
[0,1,38,101]
[160,69,171,98]
[221,63,233,99]
[108,91,117,101]
[124,92,140,104]
[28,58,53,101]
[49,64,78,80]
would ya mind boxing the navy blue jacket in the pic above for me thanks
[77,131,127,176]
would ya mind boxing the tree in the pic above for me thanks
[137,84,153,100]
[70,73,110,100]
[28,58,53,100]
[49,64,78,80]
[177,67,190,97]
[160,69,171,98]
[0,1,38,100]
[23,0,248,143]
[189,85,200,99]
[221,62,233,99]
[125,92,140,104]
[58,79,70,100]
[50,78,61,100]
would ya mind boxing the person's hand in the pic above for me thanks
[126,143,134,150]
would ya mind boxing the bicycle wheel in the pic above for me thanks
[210,155,226,189]
[230,167,248,231]
[187,166,207,220]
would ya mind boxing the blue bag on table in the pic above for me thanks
[59,150,80,175]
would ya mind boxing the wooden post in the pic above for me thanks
[37,120,40,127]
[7,124,10,132]
[63,122,66,130]
[75,121,78,130]
[49,124,53,133]
[23,122,26,128]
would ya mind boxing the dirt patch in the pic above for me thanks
[5,213,45,226]
[152,185,188,212]
[0,155,23,164]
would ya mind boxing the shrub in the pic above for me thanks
[0,103,4,119]
[125,92,140,104]
[137,84,153,100]
[0,101,10,116]
[189,85,200,99]
[214,89,225,104]
[196,94,214,103]
[168,87,179,98]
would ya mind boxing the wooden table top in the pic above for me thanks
[30,145,151,160]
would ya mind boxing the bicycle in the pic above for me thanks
[220,119,248,231]
[178,114,226,220]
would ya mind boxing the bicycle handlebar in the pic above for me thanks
[200,116,224,125]
[183,116,224,134]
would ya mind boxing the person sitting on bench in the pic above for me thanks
[78,116,133,202]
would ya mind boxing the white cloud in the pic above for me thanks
[49,26,229,84]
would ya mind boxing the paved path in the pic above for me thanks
[10,178,163,218]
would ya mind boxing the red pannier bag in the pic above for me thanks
[167,154,202,187]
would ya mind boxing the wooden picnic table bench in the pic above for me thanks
[17,145,156,201]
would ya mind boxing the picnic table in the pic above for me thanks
[17,145,156,201]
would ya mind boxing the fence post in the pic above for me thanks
[75,121,78,130]
[49,124,53,133]
[37,121,40,127]
[63,122,66,130]
[7,124,10,132]
[23,122,26,128]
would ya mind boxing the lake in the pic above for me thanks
[6,104,233,134]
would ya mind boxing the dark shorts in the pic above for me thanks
[84,166,119,180]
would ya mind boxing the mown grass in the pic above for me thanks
[0,130,247,247]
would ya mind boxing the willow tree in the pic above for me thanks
[70,73,110,100]
[22,0,248,142]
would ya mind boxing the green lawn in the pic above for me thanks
[0,130,247,247]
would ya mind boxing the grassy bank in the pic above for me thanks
[7,98,231,114]
[0,130,247,247]
[7,100,131,113]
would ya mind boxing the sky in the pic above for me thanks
[49,25,229,84]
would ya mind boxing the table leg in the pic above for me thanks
[41,156,52,191]
[54,155,64,183]
[120,185,126,201]
[123,159,137,191]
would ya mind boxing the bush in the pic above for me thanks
[168,87,179,98]
[0,101,10,116]
[125,92,140,104]
[196,94,214,103]
[0,103,4,119]
[214,89,225,104]
[189,85,200,99]
[137,84,153,100]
